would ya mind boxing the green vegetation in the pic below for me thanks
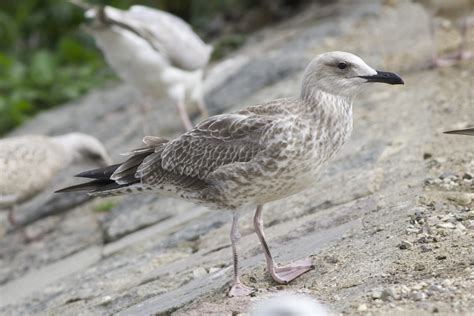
[0,1,116,135]
[211,34,247,61]
[93,200,117,213]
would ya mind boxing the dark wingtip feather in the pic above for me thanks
[444,128,474,136]
[55,184,92,194]
[75,164,121,179]
[55,179,114,193]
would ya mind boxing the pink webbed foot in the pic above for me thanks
[270,257,314,284]
[228,282,255,297]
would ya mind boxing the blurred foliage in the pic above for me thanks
[0,0,115,135]
[0,0,300,135]
[93,200,117,213]
[211,34,247,61]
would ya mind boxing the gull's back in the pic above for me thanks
[92,5,211,72]
[125,5,212,71]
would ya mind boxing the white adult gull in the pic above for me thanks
[0,133,112,241]
[57,52,403,296]
[73,1,213,130]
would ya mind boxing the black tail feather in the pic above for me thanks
[55,179,116,193]
[111,150,154,181]
[75,164,121,179]
[58,150,150,194]
[57,138,168,195]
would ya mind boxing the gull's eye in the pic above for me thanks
[337,62,348,70]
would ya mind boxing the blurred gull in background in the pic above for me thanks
[416,0,473,67]
[72,0,213,130]
[0,133,112,241]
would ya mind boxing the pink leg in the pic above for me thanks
[228,211,255,297]
[176,102,193,130]
[196,98,208,118]
[455,17,473,61]
[253,205,314,284]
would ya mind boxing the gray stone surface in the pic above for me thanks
[1,0,474,315]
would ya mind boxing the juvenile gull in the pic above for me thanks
[58,52,403,296]
[0,133,112,241]
[74,1,212,130]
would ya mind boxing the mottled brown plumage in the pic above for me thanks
[59,52,404,296]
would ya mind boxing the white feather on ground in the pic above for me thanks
[251,293,329,316]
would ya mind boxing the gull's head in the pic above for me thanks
[301,51,404,99]
[83,6,110,31]
[69,0,108,30]
[53,133,113,167]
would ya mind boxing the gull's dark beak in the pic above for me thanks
[444,128,474,136]
[359,71,404,85]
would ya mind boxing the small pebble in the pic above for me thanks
[192,267,208,278]
[357,303,368,312]
[324,255,339,264]
[414,263,425,271]
[465,220,474,230]
[412,282,426,291]
[420,245,432,253]
[439,172,455,180]
[371,290,382,299]
[427,284,443,293]
[410,291,426,301]
[463,173,472,180]
[381,288,398,301]
[100,296,113,305]
[437,222,455,229]
[208,267,220,274]
[447,193,473,206]
[400,285,410,294]
[399,240,413,250]
[374,225,384,233]
[441,279,452,287]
